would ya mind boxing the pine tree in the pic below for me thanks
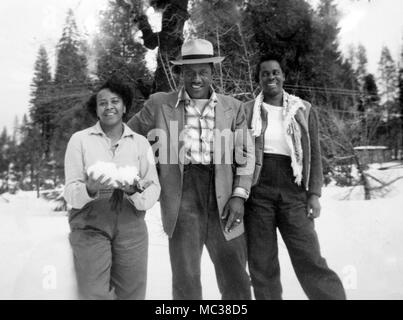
[357,74,382,150]
[17,115,31,171]
[378,46,398,107]
[0,127,9,174]
[18,116,46,196]
[377,46,399,155]
[50,9,91,181]
[363,74,379,107]
[12,116,20,145]
[356,44,368,90]
[30,46,52,99]
[29,45,53,157]
[398,45,403,158]
[400,55,403,115]
[54,9,88,85]
[245,0,314,86]
[309,0,356,106]
[94,0,151,113]
[0,125,18,191]
[0,127,7,147]
[350,45,374,112]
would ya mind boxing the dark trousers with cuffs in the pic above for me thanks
[68,197,148,300]
[245,154,346,300]
[169,164,251,300]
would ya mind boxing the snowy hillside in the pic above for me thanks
[0,162,402,300]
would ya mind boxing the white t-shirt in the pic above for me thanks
[262,102,291,156]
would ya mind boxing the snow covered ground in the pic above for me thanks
[1,162,403,300]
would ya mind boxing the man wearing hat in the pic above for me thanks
[127,38,254,299]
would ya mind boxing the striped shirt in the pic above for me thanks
[176,86,217,164]
[174,87,249,200]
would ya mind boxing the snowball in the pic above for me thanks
[87,161,140,187]
[88,161,114,179]
[116,165,140,185]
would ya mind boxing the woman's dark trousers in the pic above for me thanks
[68,196,148,300]
[245,154,346,300]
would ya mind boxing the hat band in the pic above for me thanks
[182,54,214,60]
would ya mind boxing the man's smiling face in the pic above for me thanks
[182,63,213,99]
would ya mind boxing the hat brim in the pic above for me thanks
[170,56,225,65]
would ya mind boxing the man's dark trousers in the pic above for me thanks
[169,163,251,300]
[245,154,346,300]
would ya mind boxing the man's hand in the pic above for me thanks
[86,173,113,197]
[221,197,245,233]
[307,194,321,219]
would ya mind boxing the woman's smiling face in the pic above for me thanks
[96,89,126,127]
[259,60,285,98]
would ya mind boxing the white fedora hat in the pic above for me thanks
[170,38,225,65]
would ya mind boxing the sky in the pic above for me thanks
[0,0,402,134]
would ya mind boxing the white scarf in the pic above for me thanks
[251,90,305,185]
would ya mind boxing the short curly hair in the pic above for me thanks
[86,78,133,121]
[254,53,286,83]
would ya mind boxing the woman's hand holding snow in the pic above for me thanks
[85,162,116,196]
[136,179,153,191]
[86,161,141,195]
[85,173,114,197]
[116,170,155,195]
[116,165,140,185]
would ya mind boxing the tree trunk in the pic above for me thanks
[36,174,40,199]
[30,161,35,191]
[134,0,189,93]
[398,116,402,160]
[354,154,371,200]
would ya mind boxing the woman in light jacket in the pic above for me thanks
[244,54,346,300]
[63,78,160,300]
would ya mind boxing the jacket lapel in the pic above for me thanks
[161,93,185,175]
[295,109,309,136]
[214,95,234,162]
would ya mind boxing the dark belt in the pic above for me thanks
[263,153,291,162]
[184,163,215,172]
